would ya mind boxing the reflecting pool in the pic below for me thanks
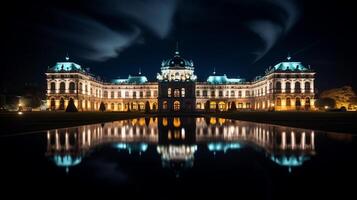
[0,117,356,198]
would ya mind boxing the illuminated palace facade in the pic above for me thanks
[46,49,315,111]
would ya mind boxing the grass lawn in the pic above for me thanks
[207,111,357,134]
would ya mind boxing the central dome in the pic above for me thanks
[161,49,194,69]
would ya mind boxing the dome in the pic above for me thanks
[266,57,311,74]
[53,155,82,167]
[48,56,85,72]
[161,50,194,69]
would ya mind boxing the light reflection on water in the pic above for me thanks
[46,117,318,173]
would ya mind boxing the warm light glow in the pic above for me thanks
[18,111,23,115]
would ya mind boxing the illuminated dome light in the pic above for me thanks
[207,143,241,153]
[115,143,148,154]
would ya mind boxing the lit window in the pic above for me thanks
[163,101,168,110]
[174,101,180,111]
[174,89,180,97]
[181,88,185,97]
[168,88,171,97]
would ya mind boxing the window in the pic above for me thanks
[285,82,291,93]
[210,101,217,109]
[181,88,185,97]
[125,91,129,98]
[295,82,301,93]
[286,98,291,106]
[305,97,311,108]
[140,91,143,98]
[111,103,115,110]
[174,101,180,111]
[245,91,250,97]
[154,91,158,97]
[277,98,282,106]
[225,91,229,97]
[230,90,235,97]
[69,82,75,93]
[203,90,208,97]
[111,91,115,98]
[219,91,223,97]
[168,88,172,97]
[50,82,56,92]
[246,103,251,109]
[104,91,108,98]
[296,97,301,107]
[59,82,65,93]
[118,91,121,97]
[238,91,242,97]
[305,82,311,93]
[146,90,151,97]
[174,89,180,97]
[163,101,168,110]
[276,81,282,93]
[238,103,243,109]
[196,90,200,97]
[133,91,137,98]
[211,91,215,97]
[196,103,201,109]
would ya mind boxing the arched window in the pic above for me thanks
[104,91,108,98]
[285,82,291,93]
[50,82,56,93]
[305,82,311,93]
[69,82,75,93]
[203,90,208,97]
[111,91,115,98]
[286,98,291,106]
[296,97,301,107]
[168,88,172,97]
[59,82,65,93]
[59,98,65,110]
[295,82,301,93]
[276,81,281,93]
[277,98,282,106]
[210,101,217,109]
[163,101,168,110]
[305,97,311,109]
[174,89,180,97]
[50,98,55,109]
[111,103,115,110]
[173,101,180,111]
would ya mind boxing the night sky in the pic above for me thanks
[2,0,356,94]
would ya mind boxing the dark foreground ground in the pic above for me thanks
[1,111,357,135]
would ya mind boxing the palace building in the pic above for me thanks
[46,47,316,112]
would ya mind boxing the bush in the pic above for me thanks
[65,99,78,112]
[315,97,336,110]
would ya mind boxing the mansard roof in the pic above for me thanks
[48,57,86,72]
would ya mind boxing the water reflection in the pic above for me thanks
[46,117,316,173]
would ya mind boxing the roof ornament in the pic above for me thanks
[138,67,142,75]
[287,52,291,61]
[175,41,180,56]
[65,52,70,61]
[213,67,216,75]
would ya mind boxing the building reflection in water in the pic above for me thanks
[46,117,315,173]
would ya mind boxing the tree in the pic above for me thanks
[315,98,336,110]
[145,101,151,113]
[99,102,106,112]
[65,99,78,112]
[204,101,210,113]
[229,102,237,112]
